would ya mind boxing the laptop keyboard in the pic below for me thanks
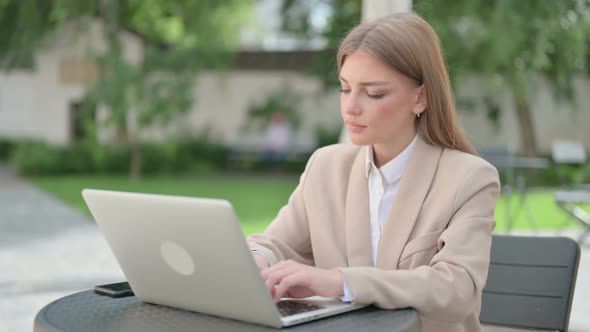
[277,300,325,317]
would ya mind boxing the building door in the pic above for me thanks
[70,99,96,143]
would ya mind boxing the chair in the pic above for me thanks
[551,140,590,244]
[481,235,580,331]
[477,145,540,231]
[477,145,517,209]
[477,145,517,172]
[551,140,589,189]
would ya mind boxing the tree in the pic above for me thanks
[417,0,590,156]
[281,0,590,156]
[1,0,254,179]
[281,0,361,89]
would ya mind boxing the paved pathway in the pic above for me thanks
[0,165,123,332]
[0,164,588,331]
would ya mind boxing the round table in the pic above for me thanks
[35,290,421,332]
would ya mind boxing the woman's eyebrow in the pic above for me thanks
[338,75,392,86]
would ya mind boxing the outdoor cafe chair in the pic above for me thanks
[477,145,548,231]
[551,140,590,244]
[480,235,580,331]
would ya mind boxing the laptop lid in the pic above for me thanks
[82,189,284,328]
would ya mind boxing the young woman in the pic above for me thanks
[248,13,500,332]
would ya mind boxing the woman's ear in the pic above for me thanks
[413,85,427,116]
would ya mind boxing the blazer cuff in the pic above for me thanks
[251,250,271,267]
[339,267,374,304]
[247,242,279,266]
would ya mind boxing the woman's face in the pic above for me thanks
[339,51,425,146]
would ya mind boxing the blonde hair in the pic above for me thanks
[337,13,477,155]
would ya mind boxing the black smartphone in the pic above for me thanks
[94,281,134,298]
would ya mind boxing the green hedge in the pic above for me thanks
[6,138,588,184]
[9,139,229,176]
[0,139,15,161]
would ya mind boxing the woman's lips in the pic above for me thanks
[346,121,367,132]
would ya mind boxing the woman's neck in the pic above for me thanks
[372,129,417,168]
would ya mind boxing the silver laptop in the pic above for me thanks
[82,189,366,328]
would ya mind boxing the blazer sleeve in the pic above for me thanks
[338,162,500,323]
[246,150,319,267]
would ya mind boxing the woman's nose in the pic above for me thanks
[342,95,362,116]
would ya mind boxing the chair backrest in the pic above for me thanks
[552,140,587,165]
[477,145,516,170]
[551,141,589,187]
[481,235,580,331]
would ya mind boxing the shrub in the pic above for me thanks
[8,136,307,176]
[11,141,63,175]
[315,125,341,148]
[0,139,15,161]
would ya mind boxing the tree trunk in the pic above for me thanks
[115,122,127,145]
[513,95,538,156]
[130,139,142,181]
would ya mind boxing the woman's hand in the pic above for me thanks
[261,260,344,302]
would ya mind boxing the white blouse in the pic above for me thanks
[342,134,418,301]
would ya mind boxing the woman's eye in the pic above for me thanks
[366,92,385,99]
[339,88,351,94]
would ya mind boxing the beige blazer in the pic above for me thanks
[248,137,500,332]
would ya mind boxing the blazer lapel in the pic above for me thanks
[345,147,373,267]
[376,137,442,269]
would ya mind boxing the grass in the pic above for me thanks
[494,191,587,231]
[30,175,588,235]
[31,174,298,236]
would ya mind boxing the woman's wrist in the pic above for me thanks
[330,269,345,297]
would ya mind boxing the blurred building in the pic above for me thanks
[1,1,590,154]
[0,18,143,146]
[0,14,337,153]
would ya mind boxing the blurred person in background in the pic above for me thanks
[262,111,292,172]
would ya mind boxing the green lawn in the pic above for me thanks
[31,175,298,235]
[31,175,587,235]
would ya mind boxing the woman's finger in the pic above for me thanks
[264,263,300,291]
[262,259,297,278]
[273,271,310,302]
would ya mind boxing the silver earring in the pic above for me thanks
[416,112,421,118]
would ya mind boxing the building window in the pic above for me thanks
[59,57,100,85]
